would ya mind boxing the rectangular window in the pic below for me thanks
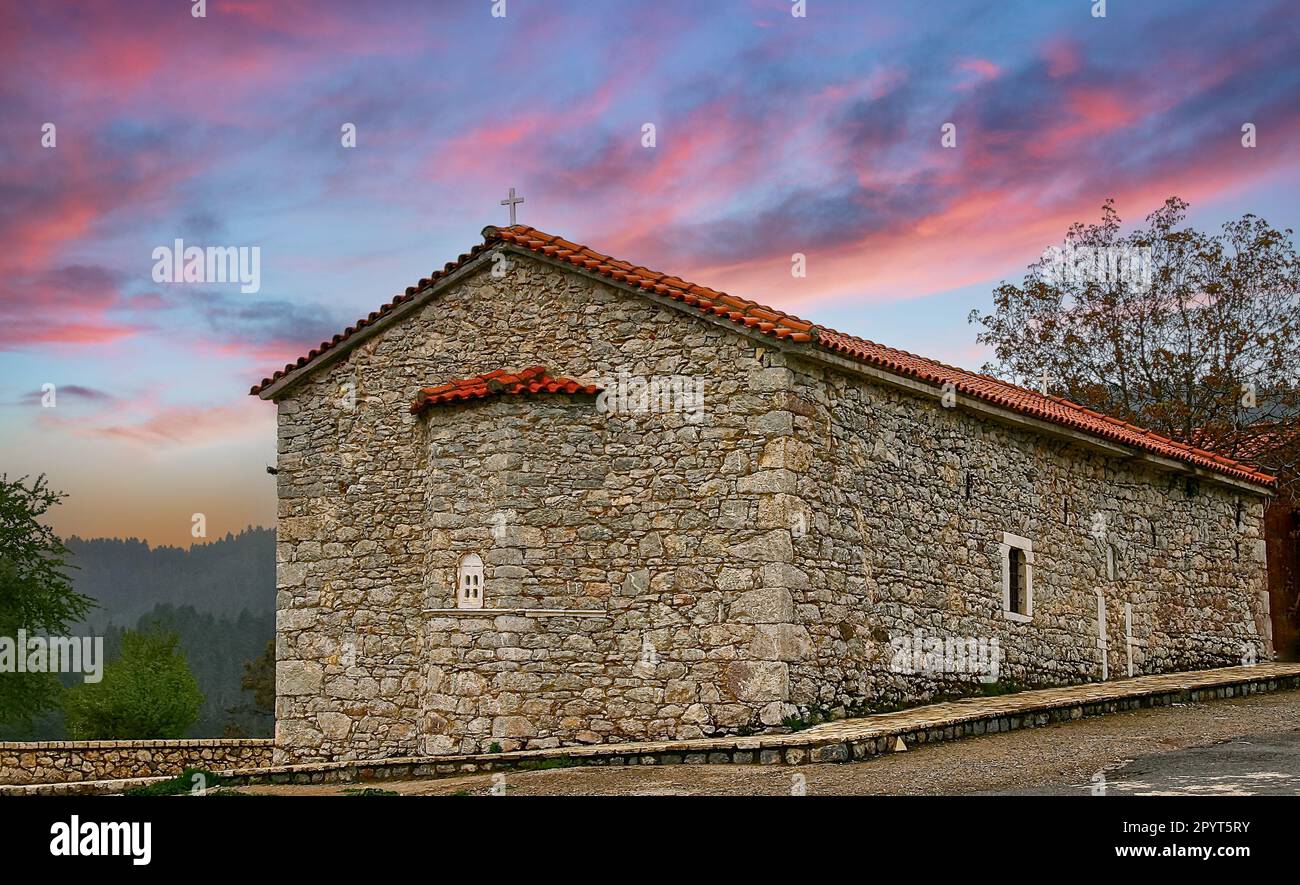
[1000,532,1034,622]
[1008,548,1026,614]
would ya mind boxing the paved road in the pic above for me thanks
[231,688,1300,797]
[1014,727,1300,796]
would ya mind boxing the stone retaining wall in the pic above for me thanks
[227,668,1300,786]
[0,739,275,786]
[6,664,1298,795]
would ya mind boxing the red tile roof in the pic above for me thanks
[1213,422,1300,470]
[491,226,818,343]
[817,330,1276,486]
[411,365,600,415]
[253,224,1276,489]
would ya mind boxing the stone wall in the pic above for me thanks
[0,739,274,786]
[270,247,1272,761]
[416,383,812,753]
[273,254,786,760]
[780,353,1272,719]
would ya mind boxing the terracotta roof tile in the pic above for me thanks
[253,224,1276,488]
[410,365,600,415]
[818,329,1275,486]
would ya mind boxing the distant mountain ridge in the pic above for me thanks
[65,527,275,629]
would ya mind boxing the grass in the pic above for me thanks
[515,755,579,771]
[781,705,835,732]
[124,768,223,797]
[341,787,399,797]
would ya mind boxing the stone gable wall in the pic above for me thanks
[274,254,796,760]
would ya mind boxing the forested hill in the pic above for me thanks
[65,527,275,628]
[1,527,278,740]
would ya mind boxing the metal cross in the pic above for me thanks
[500,187,524,226]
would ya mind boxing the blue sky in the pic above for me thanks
[1,0,1296,544]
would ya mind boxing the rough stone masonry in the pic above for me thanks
[254,225,1274,763]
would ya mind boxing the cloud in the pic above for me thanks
[0,264,148,349]
[80,403,266,447]
[8,0,1297,341]
[32,391,270,449]
[17,385,115,406]
[487,0,1300,314]
[190,291,345,346]
[955,58,1002,89]
[0,0,1295,548]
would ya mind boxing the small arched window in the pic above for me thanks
[457,553,484,610]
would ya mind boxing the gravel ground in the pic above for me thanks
[226,688,1300,797]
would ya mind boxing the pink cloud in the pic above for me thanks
[75,400,269,448]
[1043,38,1082,79]
[955,58,1002,89]
[0,322,143,348]
[1022,85,1146,160]
[7,1,413,123]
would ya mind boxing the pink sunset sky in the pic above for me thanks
[1,0,1297,546]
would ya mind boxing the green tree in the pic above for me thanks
[0,474,94,732]
[969,197,1300,489]
[63,629,203,739]
[223,638,275,737]
[241,639,276,714]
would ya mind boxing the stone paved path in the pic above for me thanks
[794,662,1300,743]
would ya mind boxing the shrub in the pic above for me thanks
[125,768,222,797]
[63,629,203,739]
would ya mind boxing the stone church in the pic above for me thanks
[252,223,1277,761]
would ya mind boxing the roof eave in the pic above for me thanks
[804,346,1276,495]
[250,231,1273,493]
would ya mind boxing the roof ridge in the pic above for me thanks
[819,328,1272,483]
[252,225,1275,488]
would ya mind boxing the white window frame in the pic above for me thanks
[456,553,484,610]
[999,532,1034,623]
